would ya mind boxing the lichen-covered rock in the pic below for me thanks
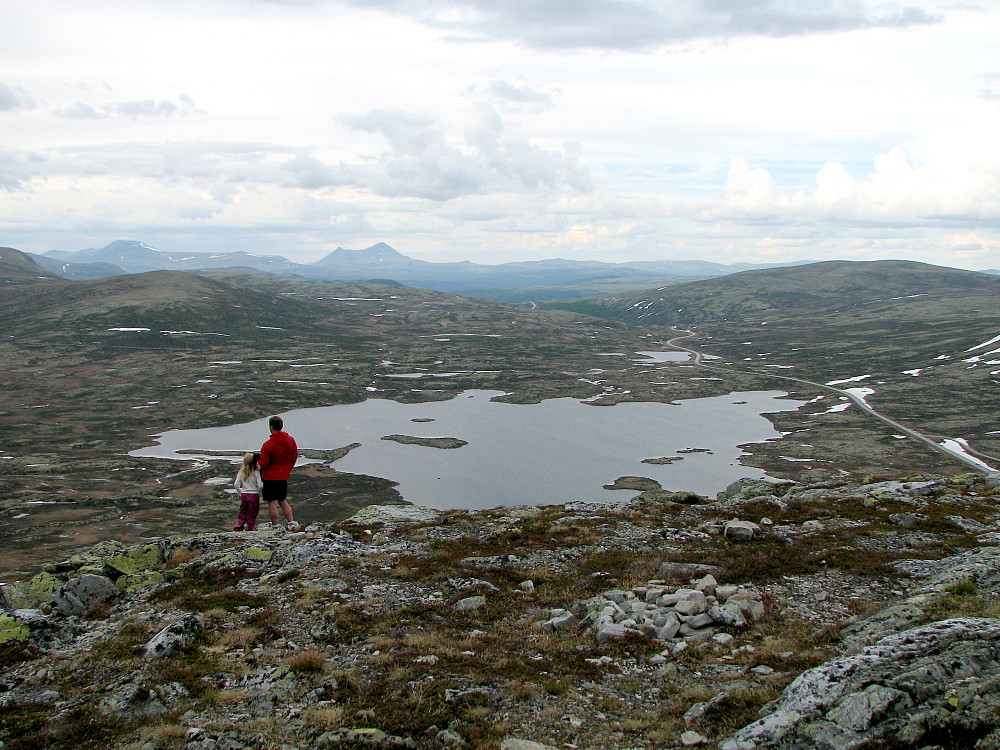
[144,613,204,659]
[5,571,59,609]
[115,569,166,592]
[51,573,117,617]
[0,613,30,644]
[346,503,441,527]
[104,543,163,579]
[721,618,1000,750]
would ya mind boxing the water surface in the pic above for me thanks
[132,390,801,509]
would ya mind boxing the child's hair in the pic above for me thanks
[238,452,258,482]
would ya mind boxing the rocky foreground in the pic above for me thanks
[2,473,1000,749]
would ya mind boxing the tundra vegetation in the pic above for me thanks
[2,249,1000,747]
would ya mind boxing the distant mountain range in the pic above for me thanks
[35,239,810,301]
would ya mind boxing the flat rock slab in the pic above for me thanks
[346,504,442,526]
[721,617,1000,750]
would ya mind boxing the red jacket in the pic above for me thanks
[259,430,298,481]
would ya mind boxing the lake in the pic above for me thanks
[131,389,802,509]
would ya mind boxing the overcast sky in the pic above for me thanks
[2,0,998,268]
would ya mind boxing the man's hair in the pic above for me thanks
[269,415,283,431]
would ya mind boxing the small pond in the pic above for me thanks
[132,390,802,510]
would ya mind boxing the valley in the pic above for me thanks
[1,250,991,579]
[4,246,1000,750]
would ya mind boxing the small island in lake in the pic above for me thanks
[381,434,468,449]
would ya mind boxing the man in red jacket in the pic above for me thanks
[259,415,299,531]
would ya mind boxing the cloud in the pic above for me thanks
[487,79,554,112]
[981,72,1000,102]
[342,105,591,200]
[711,148,1000,228]
[330,0,940,50]
[52,96,200,120]
[0,83,36,112]
[0,147,39,190]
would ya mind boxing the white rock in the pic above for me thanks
[681,730,709,746]
[454,596,486,612]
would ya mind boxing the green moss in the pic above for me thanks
[115,570,166,592]
[8,571,58,608]
[0,614,30,644]
[104,544,162,577]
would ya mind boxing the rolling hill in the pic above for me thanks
[548,259,1000,465]
[0,247,62,284]
[545,259,1000,326]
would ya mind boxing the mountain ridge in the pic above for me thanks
[38,239,817,301]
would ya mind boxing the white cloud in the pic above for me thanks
[342,105,590,200]
[52,96,199,119]
[0,82,36,111]
[1,0,999,268]
[708,147,1000,230]
[487,79,555,112]
[330,0,940,50]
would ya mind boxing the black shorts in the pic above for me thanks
[262,479,288,504]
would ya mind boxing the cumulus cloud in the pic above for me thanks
[0,147,39,190]
[487,80,554,112]
[52,95,200,119]
[712,148,1000,228]
[328,0,939,50]
[342,105,591,200]
[0,83,36,112]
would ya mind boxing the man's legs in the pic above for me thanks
[267,499,294,526]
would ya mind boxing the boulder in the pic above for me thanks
[454,596,486,613]
[541,610,576,633]
[694,574,717,596]
[721,618,1000,750]
[145,613,204,659]
[680,730,708,746]
[501,740,560,750]
[51,574,117,617]
[655,613,681,640]
[103,544,164,579]
[724,521,760,542]
[709,605,747,629]
[596,622,627,643]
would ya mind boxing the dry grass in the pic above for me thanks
[302,706,346,732]
[216,626,266,651]
[286,648,328,675]
[161,547,201,569]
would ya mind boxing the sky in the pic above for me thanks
[1,0,999,269]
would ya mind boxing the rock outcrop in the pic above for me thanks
[1,473,998,749]
[722,618,1000,750]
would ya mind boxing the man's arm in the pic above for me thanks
[258,441,271,470]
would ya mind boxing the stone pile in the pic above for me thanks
[534,574,765,644]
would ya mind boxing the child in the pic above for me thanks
[233,452,262,531]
